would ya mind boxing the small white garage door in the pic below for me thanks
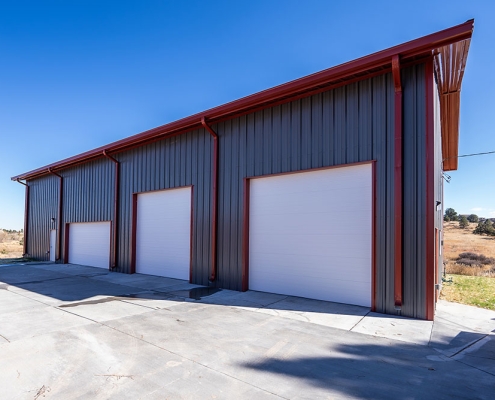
[249,164,372,307]
[135,187,191,280]
[68,222,111,269]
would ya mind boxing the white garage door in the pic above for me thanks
[68,222,111,269]
[249,163,372,307]
[136,187,191,280]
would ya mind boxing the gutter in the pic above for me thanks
[15,179,29,256]
[392,55,403,310]
[48,168,63,262]
[102,150,120,270]
[200,117,219,282]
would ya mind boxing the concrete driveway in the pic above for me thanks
[0,262,494,399]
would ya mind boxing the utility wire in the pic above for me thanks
[444,150,495,161]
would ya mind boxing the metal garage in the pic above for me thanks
[248,163,373,307]
[68,221,111,269]
[134,187,192,280]
[13,21,474,320]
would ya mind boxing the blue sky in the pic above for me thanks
[1,1,494,230]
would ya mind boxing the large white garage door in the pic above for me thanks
[136,187,191,280]
[249,163,372,307]
[68,222,111,269]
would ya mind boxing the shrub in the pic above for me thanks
[444,215,450,222]
[444,208,458,221]
[459,215,469,229]
[467,214,479,223]
[456,252,495,266]
[473,220,495,236]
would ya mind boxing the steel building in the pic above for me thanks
[12,21,473,320]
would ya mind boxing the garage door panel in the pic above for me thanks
[250,233,371,258]
[68,222,111,269]
[251,187,371,216]
[249,253,371,284]
[136,187,191,280]
[249,164,372,307]
[250,212,371,236]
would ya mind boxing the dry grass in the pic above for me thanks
[0,230,23,259]
[442,221,495,277]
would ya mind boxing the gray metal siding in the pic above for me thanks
[401,65,427,319]
[26,175,59,260]
[434,79,444,277]
[25,64,429,318]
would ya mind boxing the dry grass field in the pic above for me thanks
[0,230,23,259]
[441,221,495,310]
[442,221,495,276]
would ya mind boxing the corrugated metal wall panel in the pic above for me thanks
[401,64,427,319]
[26,175,59,260]
[24,64,429,318]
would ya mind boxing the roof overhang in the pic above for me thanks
[12,19,474,181]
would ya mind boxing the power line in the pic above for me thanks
[444,150,495,161]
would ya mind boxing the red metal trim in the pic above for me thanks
[392,55,403,310]
[371,161,377,312]
[425,57,436,321]
[241,178,250,292]
[130,193,138,274]
[64,223,69,264]
[16,179,29,256]
[48,168,63,262]
[189,186,194,283]
[103,150,119,270]
[11,21,473,182]
[200,117,219,282]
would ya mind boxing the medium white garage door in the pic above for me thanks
[249,163,372,307]
[136,187,191,280]
[68,222,111,269]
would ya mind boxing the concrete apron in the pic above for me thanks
[0,262,494,399]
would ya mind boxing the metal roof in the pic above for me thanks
[12,20,473,181]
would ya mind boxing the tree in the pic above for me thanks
[444,208,458,221]
[444,215,450,222]
[467,214,479,223]
[473,219,495,236]
[459,215,469,229]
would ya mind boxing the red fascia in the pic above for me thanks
[201,117,219,282]
[392,55,403,310]
[11,20,474,182]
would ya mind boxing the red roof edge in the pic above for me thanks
[12,19,474,181]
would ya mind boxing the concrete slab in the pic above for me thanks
[351,312,433,345]
[10,276,144,305]
[255,296,369,331]
[0,286,48,314]
[0,306,94,343]
[0,264,69,284]
[56,296,156,322]
[1,264,495,399]
[0,324,278,399]
[33,263,110,277]
[435,300,495,333]
[91,271,188,290]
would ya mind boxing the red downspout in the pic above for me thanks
[16,179,29,256]
[103,150,119,270]
[201,117,218,282]
[48,168,63,262]
[392,55,403,310]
